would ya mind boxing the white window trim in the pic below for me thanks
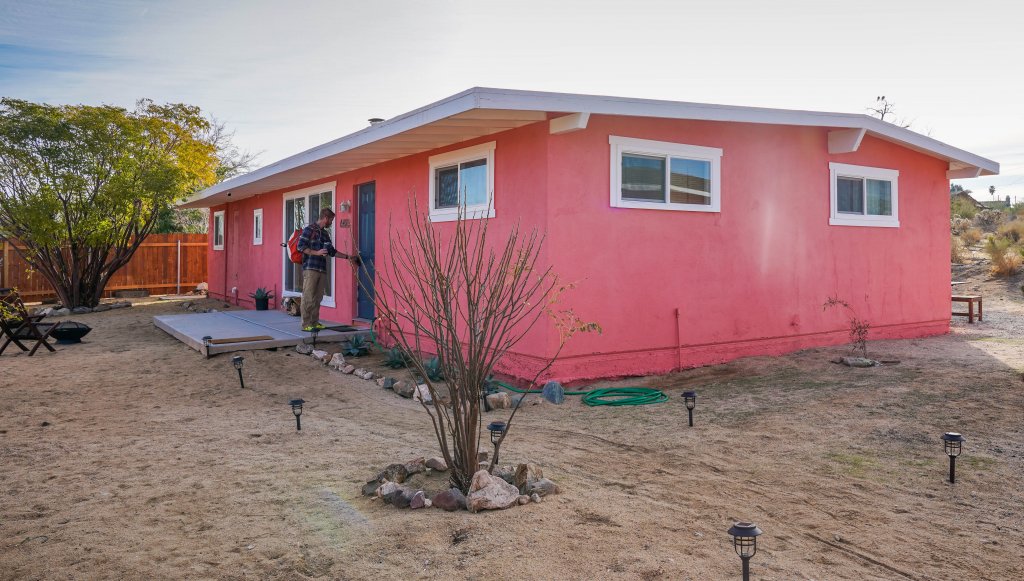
[428,141,496,222]
[253,208,263,245]
[213,210,225,250]
[610,136,722,213]
[281,181,337,308]
[828,162,900,228]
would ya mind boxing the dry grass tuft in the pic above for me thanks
[984,236,1023,276]
[961,227,983,246]
[997,220,1024,242]
[951,236,968,264]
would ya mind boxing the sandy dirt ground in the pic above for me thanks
[2,256,1023,580]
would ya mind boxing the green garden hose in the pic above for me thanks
[581,387,669,406]
[494,380,668,407]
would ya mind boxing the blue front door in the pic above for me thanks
[356,182,375,320]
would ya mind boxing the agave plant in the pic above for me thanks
[383,346,411,369]
[422,356,445,381]
[343,335,371,357]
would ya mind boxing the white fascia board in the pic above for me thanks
[182,89,482,208]
[183,87,999,208]
[471,87,999,176]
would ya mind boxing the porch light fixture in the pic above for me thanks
[942,432,965,483]
[232,355,245,389]
[683,391,697,427]
[727,521,763,581]
[339,200,351,213]
[487,421,506,464]
[290,398,306,431]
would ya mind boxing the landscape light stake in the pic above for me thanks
[290,399,305,431]
[728,521,763,581]
[942,432,965,483]
[683,391,697,427]
[488,421,507,465]
[232,355,245,389]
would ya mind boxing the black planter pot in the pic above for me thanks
[254,297,270,311]
[51,321,92,344]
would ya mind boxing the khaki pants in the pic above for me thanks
[301,269,327,328]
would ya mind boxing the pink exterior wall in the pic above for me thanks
[207,114,951,382]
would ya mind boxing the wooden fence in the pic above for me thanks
[0,234,207,301]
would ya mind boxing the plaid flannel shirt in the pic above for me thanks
[296,223,333,272]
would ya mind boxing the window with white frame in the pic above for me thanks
[213,210,225,250]
[829,162,899,227]
[610,136,722,212]
[253,208,263,245]
[428,141,495,221]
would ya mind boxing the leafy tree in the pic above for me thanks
[0,98,219,307]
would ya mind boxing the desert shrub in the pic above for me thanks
[984,236,1022,276]
[997,220,1024,242]
[951,197,979,220]
[951,235,968,263]
[974,209,1005,232]
[950,216,972,235]
[823,296,870,358]
[961,227,983,246]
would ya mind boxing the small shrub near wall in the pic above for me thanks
[951,235,968,264]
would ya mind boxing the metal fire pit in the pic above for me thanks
[51,321,92,344]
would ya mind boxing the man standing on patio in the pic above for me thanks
[297,207,350,332]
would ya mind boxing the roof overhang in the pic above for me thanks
[182,87,999,208]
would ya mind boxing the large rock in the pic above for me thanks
[311,349,330,362]
[485,392,512,410]
[71,306,92,315]
[376,481,400,498]
[295,343,314,355]
[341,365,356,374]
[492,465,516,486]
[542,381,565,404]
[425,457,448,471]
[467,470,520,512]
[410,491,428,509]
[354,369,375,380]
[374,463,409,484]
[528,478,560,497]
[515,463,544,491]
[361,480,383,497]
[91,304,112,313]
[328,353,347,370]
[431,488,467,512]
[404,457,426,475]
[110,301,132,309]
[393,381,416,398]
[50,308,70,317]
[389,487,414,508]
[834,356,880,368]
[33,307,53,317]
[414,384,433,404]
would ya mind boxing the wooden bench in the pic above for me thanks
[952,294,983,323]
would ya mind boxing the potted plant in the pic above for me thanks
[249,287,275,311]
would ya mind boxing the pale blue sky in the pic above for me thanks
[2,0,1021,200]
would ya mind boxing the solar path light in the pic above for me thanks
[727,521,763,581]
[487,421,507,464]
[942,432,965,483]
[683,391,697,427]
[290,399,306,431]
[232,355,245,389]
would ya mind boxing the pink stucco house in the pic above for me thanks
[182,88,999,382]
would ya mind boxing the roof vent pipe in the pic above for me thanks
[368,118,384,126]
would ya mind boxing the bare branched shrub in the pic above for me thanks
[368,198,598,493]
[974,209,1005,233]
[951,235,968,264]
[823,296,871,358]
[984,236,1022,276]
[961,227,983,246]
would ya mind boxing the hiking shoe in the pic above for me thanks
[302,325,317,332]
[313,322,327,330]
